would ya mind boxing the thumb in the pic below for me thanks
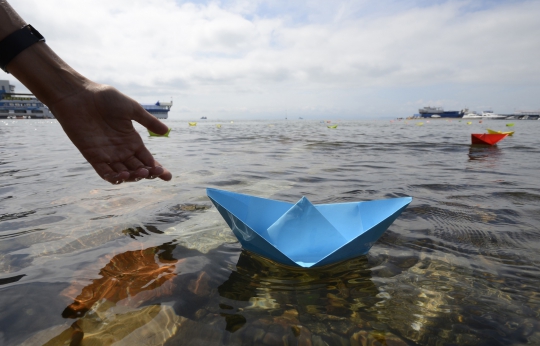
[132,105,169,135]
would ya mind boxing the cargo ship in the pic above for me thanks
[416,106,466,118]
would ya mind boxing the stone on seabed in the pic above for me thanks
[350,330,408,346]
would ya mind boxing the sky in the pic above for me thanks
[2,0,540,119]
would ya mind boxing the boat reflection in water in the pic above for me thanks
[468,145,503,162]
[217,250,379,336]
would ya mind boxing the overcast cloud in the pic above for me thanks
[2,0,539,119]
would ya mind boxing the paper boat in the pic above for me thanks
[148,128,171,137]
[471,133,508,145]
[487,128,514,136]
[207,188,412,268]
[327,124,338,129]
[189,122,197,126]
[506,123,515,127]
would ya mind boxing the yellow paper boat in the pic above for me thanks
[327,124,338,129]
[487,128,514,136]
[467,122,472,125]
[216,124,222,128]
[189,122,197,126]
[148,128,171,137]
[506,123,514,127]
[416,122,424,126]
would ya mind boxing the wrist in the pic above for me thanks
[7,41,90,107]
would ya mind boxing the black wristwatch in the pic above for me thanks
[0,24,45,73]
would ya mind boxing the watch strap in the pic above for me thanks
[0,25,45,73]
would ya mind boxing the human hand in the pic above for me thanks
[49,82,172,184]
[1,2,172,185]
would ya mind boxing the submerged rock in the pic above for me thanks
[20,304,179,346]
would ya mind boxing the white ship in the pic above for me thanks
[141,100,173,119]
[0,80,54,119]
[462,110,506,119]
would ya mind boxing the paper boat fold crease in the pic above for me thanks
[207,188,412,268]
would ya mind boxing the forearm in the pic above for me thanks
[7,43,90,108]
[0,1,25,40]
[1,1,89,108]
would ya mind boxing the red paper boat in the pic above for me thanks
[471,133,508,145]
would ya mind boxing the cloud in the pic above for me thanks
[2,0,539,118]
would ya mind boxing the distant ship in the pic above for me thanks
[2,79,173,120]
[0,80,54,119]
[462,110,506,119]
[417,106,465,118]
[141,100,172,119]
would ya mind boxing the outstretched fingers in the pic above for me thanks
[93,162,130,184]
[94,162,152,184]
[110,161,150,182]
[151,161,172,181]
[135,148,172,181]
[92,150,171,184]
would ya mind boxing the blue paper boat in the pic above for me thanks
[207,188,412,268]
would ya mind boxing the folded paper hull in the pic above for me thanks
[148,128,171,137]
[487,129,514,136]
[471,133,508,145]
[207,188,412,268]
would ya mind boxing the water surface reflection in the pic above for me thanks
[2,119,540,345]
[468,145,503,162]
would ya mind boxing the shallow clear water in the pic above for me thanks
[1,118,539,345]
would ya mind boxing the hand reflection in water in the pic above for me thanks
[61,243,179,319]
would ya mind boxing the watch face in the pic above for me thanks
[27,25,45,41]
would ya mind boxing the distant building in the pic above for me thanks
[0,80,54,119]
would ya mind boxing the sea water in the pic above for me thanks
[1,118,539,345]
